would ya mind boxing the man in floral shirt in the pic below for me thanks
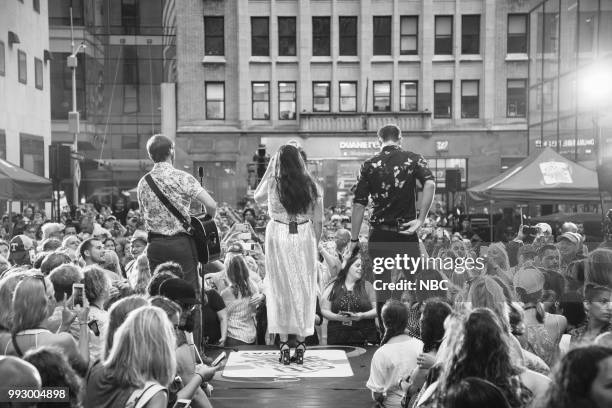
[349,124,436,312]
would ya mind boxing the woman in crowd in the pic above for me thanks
[86,306,176,408]
[254,143,323,364]
[443,377,511,408]
[0,273,89,375]
[485,242,513,287]
[569,283,612,346]
[61,235,81,261]
[100,251,124,280]
[416,308,550,408]
[322,255,378,346]
[82,266,111,361]
[23,346,83,408]
[367,300,423,408]
[543,345,612,408]
[150,296,217,408]
[103,295,149,359]
[220,255,258,346]
[0,271,27,333]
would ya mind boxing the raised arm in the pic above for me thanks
[254,153,278,205]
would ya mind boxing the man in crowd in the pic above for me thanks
[557,231,584,273]
[8,235,35,267]
[535,244,566,305]
[79,238,106,267]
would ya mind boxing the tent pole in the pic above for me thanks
[489,200,494,243]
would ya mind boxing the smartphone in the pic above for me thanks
[172,399,192,408]
[479,246,489,257]
[72,283,85,308]
[88,320,100,337]
[238,232,251,241]
[243,242,255,251]
[211,351,226,367]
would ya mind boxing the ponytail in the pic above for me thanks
[535,302,545,324]
[380,326,405,346]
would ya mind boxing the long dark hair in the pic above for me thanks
[421,299,452,353]
[444,377,511,408]
[328,255,366,302]
[439,308,531,408]
[226,256,253,299]
[543,345,612,408]
[380,299,408,345]
[275,144,319,215]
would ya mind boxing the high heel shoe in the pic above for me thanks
[279,342,291,365]
[291,341,306,365]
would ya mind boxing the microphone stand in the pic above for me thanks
[198,166,206,355]
[198,166,205,213]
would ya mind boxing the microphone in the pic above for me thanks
[198,167,204,178]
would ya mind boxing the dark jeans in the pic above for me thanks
[226,337,255,347]
[368,228,421,318]
[147,234,203,349]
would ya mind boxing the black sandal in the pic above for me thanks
[291,341,306,365]
[279,341,291,365]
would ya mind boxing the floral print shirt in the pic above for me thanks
[353,145,435,226]
[137,162,205,235]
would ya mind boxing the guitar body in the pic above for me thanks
[190,213,221,264]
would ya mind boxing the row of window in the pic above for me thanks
[0,42,44,90]
[204,79,527,120]
[204,14,528,57]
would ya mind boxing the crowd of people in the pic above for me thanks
[0,130,611,408]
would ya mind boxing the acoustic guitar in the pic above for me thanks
[191,213,221,264]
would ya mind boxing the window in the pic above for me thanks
[49,0,84,25]
[461,15,480,54]
[461,80,479,118]
[279,82,296,120]
[121,0,139,34]
[435,16,453,55]
[400,16,418,55]
[20,134,45,177]
[507,79,527,117]
[123,46,139,113]
[373,16,392,55]
[278,17,296,56]
[434,81,452,118]
[18,50,27,84]
[122,135,142,149]
[33,0,40,12]
[251,17,269,56]
[339,82,357,112]
[339,17,358,56]
[373,81,391,111]
[252,82,270,120]
[0,41,4,76]
[34,58,43,90]
[507,14,528,54]
[400,81,418,111]
[205,82,225,120]
[313,17,331,56]
[204,17,224,56]
[313,82,330,112]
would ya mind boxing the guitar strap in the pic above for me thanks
[144,174,193,234]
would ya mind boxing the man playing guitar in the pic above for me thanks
[138,134,217,348]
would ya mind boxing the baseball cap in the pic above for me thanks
[535,223,552,234]
[513,267,545,294]
[159,278,200,305]
[558,232,581,245]
[9,235,34,253]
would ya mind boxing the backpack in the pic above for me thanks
[125,381,166,408]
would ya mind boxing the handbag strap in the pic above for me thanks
[144,173,192,232]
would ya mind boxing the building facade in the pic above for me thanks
[48,0,176,206]
[528,0,612,167]
[175,0,532,207]
[0,0,51,179]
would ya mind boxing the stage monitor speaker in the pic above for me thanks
[597,162,612,196]
[49,144,71,180]
[445,169,462,192]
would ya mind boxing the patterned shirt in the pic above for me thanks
[353,145,435,226]
[137,162,205,235]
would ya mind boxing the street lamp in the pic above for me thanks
[67,36,86,207]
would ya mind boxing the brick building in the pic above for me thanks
[178,0,532,207]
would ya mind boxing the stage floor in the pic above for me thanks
[208,345,376,408]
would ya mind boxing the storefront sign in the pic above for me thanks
[534,139,595,148]
[339,141,380,149]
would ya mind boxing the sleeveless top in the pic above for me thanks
[2,329,52,356]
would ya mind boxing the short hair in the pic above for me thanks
[78,238,100,260]
[377,124,401,142]
[147,271,178,297]
[48,264,83,303]
[517,244,538,262]
[243,208,256,219]
[537,244,559,258]
[83,266,111,303]
[40,252,72,276]
[153,261,184,279]
[40,223,64,240]
[146,134,174,163]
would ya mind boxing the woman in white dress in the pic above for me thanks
[254,144,323,364]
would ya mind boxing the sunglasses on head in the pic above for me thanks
[20,273,47,294]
